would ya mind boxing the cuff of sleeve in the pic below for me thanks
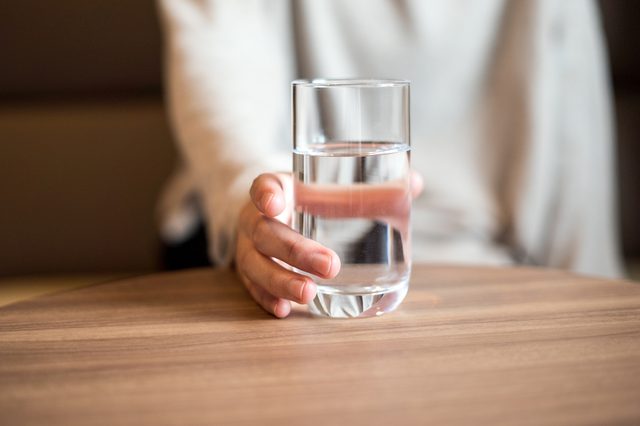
[203,152,291,267]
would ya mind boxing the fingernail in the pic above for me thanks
[261,192,274,212]
[311,253,331,276]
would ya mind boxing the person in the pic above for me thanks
[157,0,622,318]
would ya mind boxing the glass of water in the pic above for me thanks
[292,79,411,318]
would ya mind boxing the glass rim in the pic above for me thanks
[292,78,409,88]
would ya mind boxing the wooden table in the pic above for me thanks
[1,265,639,425]
[0,274,130,308]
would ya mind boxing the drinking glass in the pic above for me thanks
[292,79,411,318]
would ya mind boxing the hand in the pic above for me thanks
[235,173,341,318]
[234,170,423,318]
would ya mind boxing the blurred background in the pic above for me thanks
[0,1,638,280]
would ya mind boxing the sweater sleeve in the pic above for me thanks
[158,0,293,265]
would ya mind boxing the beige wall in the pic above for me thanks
[600,0,640,257]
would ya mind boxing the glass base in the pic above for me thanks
[308,280,409,319]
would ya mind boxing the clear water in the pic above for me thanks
[293,142,411,318]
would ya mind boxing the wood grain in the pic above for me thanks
[0,274,130,307]
[0,265,639,425]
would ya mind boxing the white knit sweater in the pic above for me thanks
[157,0,622,277]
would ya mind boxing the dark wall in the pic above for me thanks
[0,0,162,97]
[600,0,640,257]
[0,1,175,275]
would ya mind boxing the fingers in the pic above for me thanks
[251,215,340,279]
[236,231,319,319]
[240,245,318,304]
[238,172,346,319]
[239,273,291,318]
[250,173,286,218]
